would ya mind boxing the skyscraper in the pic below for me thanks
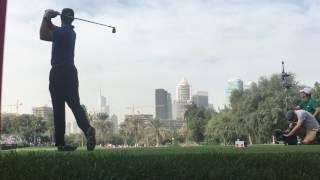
[192,91,209,109]
[167,93,172,119]
[225,78,244,103]
[175,78,192,120]
[176,78,191,102]
[155,89,172,121]
[99,93,110,115]
[110,114,119,134]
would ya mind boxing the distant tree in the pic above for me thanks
[177,122,187,143]
[313,82,320,100]
[1,114,16,134]
[46,113,55,144]
[205,111,236,145]
[92,120,113,145]
[110,134,124,145]
[131,117,145,146]
[144,118,170,146]
[97,112,109,121]
[205,74,301,144]
[146,119,162,146]
[119,120,131,145]
[119,117,144,146]
[184,104,211,143]
[5,114,47,144]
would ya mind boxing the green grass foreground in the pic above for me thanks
[1,145,320,180]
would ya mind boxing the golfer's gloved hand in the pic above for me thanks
[45,9,59,19]
[283,134,290,137]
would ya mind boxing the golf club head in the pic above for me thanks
[112,27,116,33]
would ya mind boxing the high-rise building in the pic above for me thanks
[110,114,119,134]
[225,78,244,103]
[208,104,214,111]
[155,89,172,121]
[99,93,110,115]
[244,81,254,90]
[167,93,172,119]
[32,105,53,121]
[175,78,192,120]
[192,91,209,109]
[176,78,192,102]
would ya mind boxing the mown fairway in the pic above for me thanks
[1,145,320,180]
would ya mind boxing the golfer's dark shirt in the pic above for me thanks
[51,24,76,66]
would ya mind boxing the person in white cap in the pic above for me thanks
[296,87,320,122]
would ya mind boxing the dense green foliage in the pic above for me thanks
[119,117,172,146]
[205,74,304,144]
[1,145,320,180]
[184,104,212,143]
[1,114,49,144]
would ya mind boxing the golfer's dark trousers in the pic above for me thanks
[49,64,90,146]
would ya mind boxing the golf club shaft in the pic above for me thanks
[74,17,115,29]
[59,14,115,29]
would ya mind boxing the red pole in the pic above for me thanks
[0,0,8,136]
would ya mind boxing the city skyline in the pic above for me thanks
[4,77,211,121]
[3,0,320,122]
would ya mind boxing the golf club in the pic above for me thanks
[59,13,116,33]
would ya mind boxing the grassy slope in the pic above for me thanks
[1,145,320,180]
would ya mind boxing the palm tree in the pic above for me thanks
[119,121,130,145]
[132,118,144,146]
[92,120,113,146]
[146,119,168,147]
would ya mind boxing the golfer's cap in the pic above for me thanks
[61,8,74,17]
[300,87,312,95]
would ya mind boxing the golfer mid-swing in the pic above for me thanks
[40,8,96,151]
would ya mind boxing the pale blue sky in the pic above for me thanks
[3,0,320,121]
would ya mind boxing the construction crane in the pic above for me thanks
[126,104,154,115]
[3,100,23,114]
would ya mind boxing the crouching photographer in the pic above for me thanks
[274,129,297,145]
[284,110,320,144]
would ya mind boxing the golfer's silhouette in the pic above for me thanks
[40,8,96,151]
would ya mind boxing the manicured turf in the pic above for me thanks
[1,145,320,180]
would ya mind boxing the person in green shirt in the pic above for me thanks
[296,87,320,121]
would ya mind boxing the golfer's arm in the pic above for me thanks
[288,120,303,136]
[313,107,320,117]
[40,16,56,41]
[285,123,294,132]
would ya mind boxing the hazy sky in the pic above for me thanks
[3,0,320,121]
